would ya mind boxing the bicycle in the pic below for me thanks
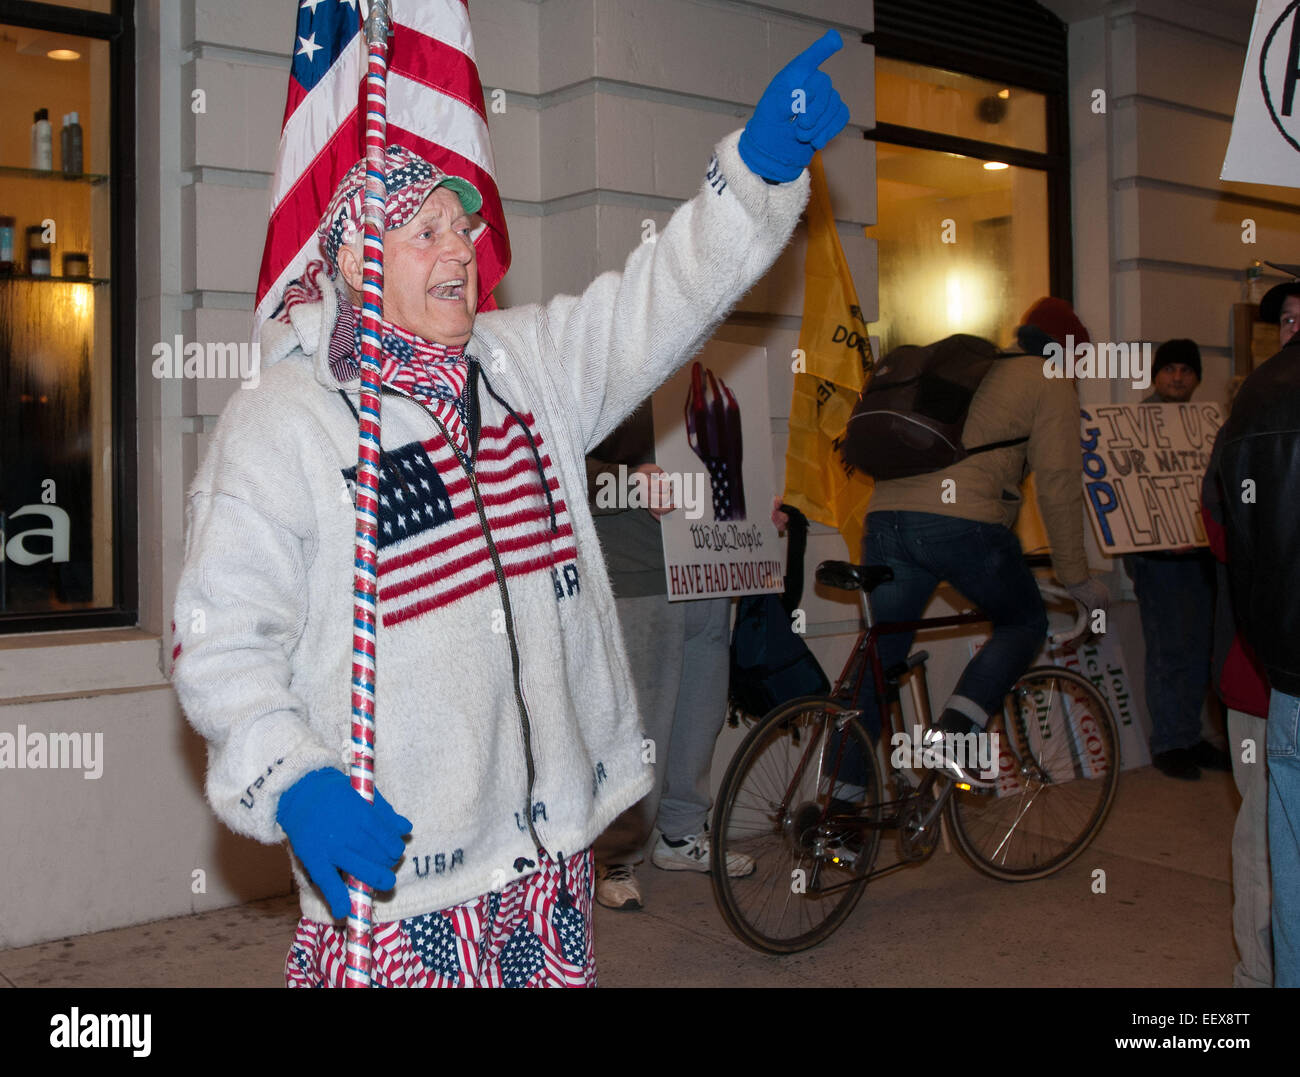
[710,558,1121,954]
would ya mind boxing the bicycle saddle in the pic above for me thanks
[815,561,894,593]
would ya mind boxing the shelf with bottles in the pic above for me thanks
[0,272,108,285]
[0,164,108,186]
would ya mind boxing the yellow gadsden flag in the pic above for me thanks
[783,153,875,558]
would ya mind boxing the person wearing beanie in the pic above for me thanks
[1122,336,1226,780]
[849,296,1110,787]
[1148,338,1202,403]
[170,33,848,987]
[1017,295,1091,355]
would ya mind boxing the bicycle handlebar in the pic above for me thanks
[1038,581,1090,647]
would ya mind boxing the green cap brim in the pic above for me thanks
[435,176,483,217]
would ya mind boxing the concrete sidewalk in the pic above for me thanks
[0,765,1242,988]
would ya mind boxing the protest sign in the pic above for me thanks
[1222,0,1300,188]
[652,340,784,601]
[1080,402,1224,555]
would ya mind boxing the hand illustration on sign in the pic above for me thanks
[685,361,747,521]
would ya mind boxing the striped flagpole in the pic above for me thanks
[344,0,394,990]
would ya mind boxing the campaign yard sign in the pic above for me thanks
[1047,633,1152,771]
[1080,402,1224,556]
[967,634,1129,799]
[652,340,784,602]
[1222,0,1300,189]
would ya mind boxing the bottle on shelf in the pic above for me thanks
[62,113,83,175]
[1247,260,1270,305]
[26,225,50,277]
[30,109,53,171]
[0,216,14,274]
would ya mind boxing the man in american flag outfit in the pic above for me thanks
[172,31,849,987]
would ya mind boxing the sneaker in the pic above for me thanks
[595,863,642,910]
[652,832,755,877]
[920,711,997,788]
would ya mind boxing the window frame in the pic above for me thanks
[864,30,1074,302]
[0,0,136,634]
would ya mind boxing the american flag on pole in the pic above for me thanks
[254,0,510,334]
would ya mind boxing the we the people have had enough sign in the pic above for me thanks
[1079,402,1223,555]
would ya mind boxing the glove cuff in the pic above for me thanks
[737,127,807,184]
[714,129,811,223]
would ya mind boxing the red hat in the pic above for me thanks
[1020,297,1090,346]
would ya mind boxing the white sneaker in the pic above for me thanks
[920,725,997,788]
[595,863,642,910]
[651,832,755,877]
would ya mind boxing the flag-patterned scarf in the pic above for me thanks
[326,299,471,455]
[274,266,472,456]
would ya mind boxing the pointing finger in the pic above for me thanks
[781,28,843,83]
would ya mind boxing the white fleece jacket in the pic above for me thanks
[171,130,810,923]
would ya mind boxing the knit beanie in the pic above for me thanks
[1020,297,1090,346]
[1152,338,1201,380]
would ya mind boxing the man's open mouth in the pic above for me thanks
[431,279,466,300]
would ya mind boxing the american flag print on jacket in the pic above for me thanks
[342,401,576,628]
[328,295,578,629]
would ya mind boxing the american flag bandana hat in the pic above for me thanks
[317,144,484,274]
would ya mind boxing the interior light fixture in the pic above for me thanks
[71,283,92,319]
[47,48,81,60]
[997,89,1011,99]
[983,161,1009,171]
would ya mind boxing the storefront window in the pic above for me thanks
[869,144,1049,353]
[868,59,1062,355]
[0,5,130,629]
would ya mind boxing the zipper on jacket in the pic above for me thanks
[348,379,546,857]
[419,403,544,856]
[465,468,544,853]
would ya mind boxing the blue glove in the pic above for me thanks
[738,30,850,183]
[275,767,413,919]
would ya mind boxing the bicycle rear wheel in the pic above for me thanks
[710,696,883,954]
[946,666,1119,881]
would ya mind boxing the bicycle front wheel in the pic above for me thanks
[946,665,1119,881]
[710,696,883,954]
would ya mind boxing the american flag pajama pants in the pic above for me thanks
[285,849,596,987]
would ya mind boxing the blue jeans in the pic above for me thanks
[1269,689,1300,987]
[852,512,1048,736]
[1125,552,1214,756]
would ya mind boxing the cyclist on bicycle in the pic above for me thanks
[855,298,1109,785]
